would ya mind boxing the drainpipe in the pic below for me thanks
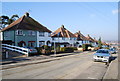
[14,30,15,45]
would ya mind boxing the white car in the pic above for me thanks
[93,49,111,63]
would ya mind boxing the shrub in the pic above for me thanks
[60,47,74,53]
[41,45,51,54]
[35,47,42,54]
[82,44,92,51]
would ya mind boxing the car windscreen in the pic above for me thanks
[96,50,109,53]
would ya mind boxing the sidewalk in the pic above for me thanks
[1,51,93,70]
[103,54,118,80]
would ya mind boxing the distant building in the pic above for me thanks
[1,12,52,47]
[51,25,77,47]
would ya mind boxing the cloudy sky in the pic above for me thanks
[2,1,118,41]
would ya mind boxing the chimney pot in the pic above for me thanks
[25,12,29,17]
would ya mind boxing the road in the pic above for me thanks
[2,51,109,79]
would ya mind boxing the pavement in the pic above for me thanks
[103,54,118,80]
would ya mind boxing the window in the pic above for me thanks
[62,37,65,40]
[16,30,23,35]
[52,38,55,40]
[28,30,35,36]
[39,41,45,47]
[39,32,44,36]
[74,38,76,40]
[48,33,51,37]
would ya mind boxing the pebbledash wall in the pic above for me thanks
[3,30,37,47]
[3,30,52,47]
[52,37,77,46]
[36,31,52,47]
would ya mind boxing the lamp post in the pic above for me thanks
[54,41,56,56]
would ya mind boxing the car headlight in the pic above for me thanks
[93,55,96,58]
[104,56,109,59]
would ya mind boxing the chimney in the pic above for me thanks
[25,12,29,17]
[88,34,90,37]
[61,25,64,28]
[78,31,80,33]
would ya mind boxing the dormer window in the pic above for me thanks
[28,30,35,36]
[16,30,23,35]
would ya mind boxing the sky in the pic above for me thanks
[1,2,118,41]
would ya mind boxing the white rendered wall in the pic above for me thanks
[37,31,52,47]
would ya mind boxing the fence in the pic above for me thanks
[2,44,29,57]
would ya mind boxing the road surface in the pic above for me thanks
[2,51,109,79]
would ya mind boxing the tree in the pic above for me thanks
[98,37,102,48]
[0,14,19,30]
[0,15,9,29]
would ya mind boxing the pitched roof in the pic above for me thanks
[74,31,89,41]
[51,25,76,38]
[102,42,109,45]
[86,34,95,42]
[93,37,98,43]
[1,12,51,32]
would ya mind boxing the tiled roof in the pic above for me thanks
[86,34,95,42]
[74,31,89,41]
[51,25,76,38]
[1,12,51,33]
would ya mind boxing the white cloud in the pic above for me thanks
[112,9,120,14]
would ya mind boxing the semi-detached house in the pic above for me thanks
[51,25,77,47]
[1,13,52,47]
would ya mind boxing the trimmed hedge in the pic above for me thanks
[60,47,74,53]
[35,47,42,54]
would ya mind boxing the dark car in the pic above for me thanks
[23,46,37,54]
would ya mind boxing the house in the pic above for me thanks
[74,31,90,47]
[86,34,98,47]
[1,12,52,47]
[51,25,77,47]
[102,42,109,48]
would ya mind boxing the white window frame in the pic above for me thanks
[39,32,44,36]
[28,30,35,36]
[16,30,23,35]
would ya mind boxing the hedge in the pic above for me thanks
[60,47,74,53]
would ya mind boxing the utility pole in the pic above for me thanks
[54,41,56,56]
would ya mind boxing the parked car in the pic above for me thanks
[109,48,117,54]
[23,46,37,54]
[93,49,111,63]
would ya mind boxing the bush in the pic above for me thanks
[82,44,92,51]
[35,47,42,54]
[42,45,51,50]
[41,45,51,54]
[60,47,74,53]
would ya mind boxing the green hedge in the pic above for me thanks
[35,47,42,54]
[82,44,92,51]
[60,47,74,53]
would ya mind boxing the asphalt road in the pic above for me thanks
[2,51,109,79]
